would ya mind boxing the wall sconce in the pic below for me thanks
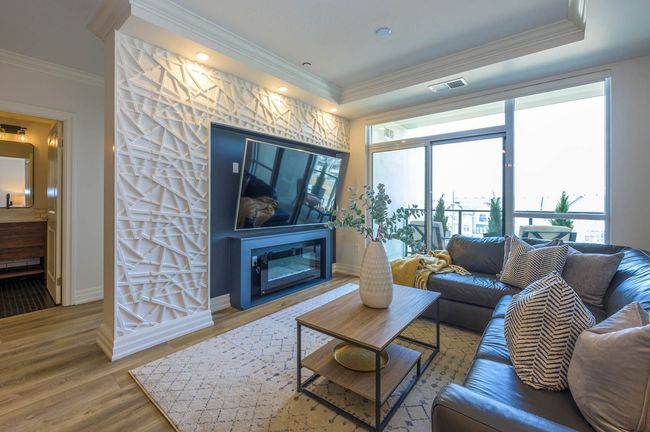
[0,124,28,142]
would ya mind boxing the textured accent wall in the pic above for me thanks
[112,33,349,340]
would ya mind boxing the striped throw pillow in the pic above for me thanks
[500,235,568,288]
[504,271,596,391]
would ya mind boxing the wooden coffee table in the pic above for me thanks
[296,284,441,431]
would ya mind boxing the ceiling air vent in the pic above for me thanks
[428,78,468,93]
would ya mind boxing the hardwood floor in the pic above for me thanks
[0,276,356,431]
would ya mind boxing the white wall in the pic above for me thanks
[0,57,104,304]
[336,54,650,272]
[608,55,650,250]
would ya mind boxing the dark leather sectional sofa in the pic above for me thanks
[425,235,650,432]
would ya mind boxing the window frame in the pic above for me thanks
[367,77,611,246]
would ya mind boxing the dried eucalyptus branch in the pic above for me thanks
[327,184,425,252]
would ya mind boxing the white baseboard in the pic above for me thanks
[96,310,214,361]
[209,294,231,311]
[333,263,360,277]
[73,285,103,304]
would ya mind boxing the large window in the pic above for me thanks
[369,79,609,254]
[372,147,426,259]
[513,82,606,243]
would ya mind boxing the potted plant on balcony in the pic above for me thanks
[327,184,423,308]
[433,194,450,237]
[550,190,575,230]
[484,196,503,237]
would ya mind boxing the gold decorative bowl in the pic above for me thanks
[333,342,389,372]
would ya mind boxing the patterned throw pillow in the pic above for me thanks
[504,271,596,391]
[500,235,568,288]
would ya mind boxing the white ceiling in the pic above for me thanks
[2,0,650,120]
[346,0,650,118]
[177,0,568,87]
[0,0,103,75]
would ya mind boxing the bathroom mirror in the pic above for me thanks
[0,140,34,208]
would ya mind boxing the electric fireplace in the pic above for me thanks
[252,240,321,295]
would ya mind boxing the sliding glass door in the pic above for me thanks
[431,135,505,246]
[370,130,505,256]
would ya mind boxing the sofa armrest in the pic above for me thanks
[432,384,577,432]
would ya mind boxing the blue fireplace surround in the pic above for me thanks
[230,228,332,309]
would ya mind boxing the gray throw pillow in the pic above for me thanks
[505,271,596,391]
[562,247,624,307]
[500,235,568,288]
[568,302,650,432]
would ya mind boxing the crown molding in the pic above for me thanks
[127,0,341,103]
[88,0,588,106]
[88,0,131,41]
[568,0,589,29]
[341,18,585,103]
[0,49,104,87]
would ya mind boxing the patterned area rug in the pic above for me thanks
[130,284,480,431]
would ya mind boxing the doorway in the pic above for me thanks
[370,127,507,258]
[430,134,505,241]
[0,111,64,318]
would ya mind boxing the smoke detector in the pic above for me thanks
[428,78,468,93]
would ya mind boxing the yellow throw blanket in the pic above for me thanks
[391,250,470,289]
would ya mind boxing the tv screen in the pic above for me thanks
[235,139,342,230]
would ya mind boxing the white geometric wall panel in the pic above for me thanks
[113,33,349,339]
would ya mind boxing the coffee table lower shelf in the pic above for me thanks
[301,339,421,404]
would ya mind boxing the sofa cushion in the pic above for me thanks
[475,318,511,365]
[500,236,568,288]
[568,302,650,432]
[604,248,650,316]
[562,248,624,308]
[446,235,505,274]
[428,272,519,309]
[504,272,596,391]
[463,359,594,432]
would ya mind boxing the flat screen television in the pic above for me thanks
[235,139,343,230]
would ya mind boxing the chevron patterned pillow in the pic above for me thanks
[504,271,596,391]
[500,235,568,288]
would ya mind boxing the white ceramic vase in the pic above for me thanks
[359,240,393,308]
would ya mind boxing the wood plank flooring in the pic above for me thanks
[0,276,356,432]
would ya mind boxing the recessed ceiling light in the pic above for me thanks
[375,27,392,37]
[302,62,312,67]
[195,52,209,61]
[278,86,288,93]
[330,108,338,113]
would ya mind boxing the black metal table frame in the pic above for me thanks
[296,300,440,432]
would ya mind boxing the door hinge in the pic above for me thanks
[57,276,62,287]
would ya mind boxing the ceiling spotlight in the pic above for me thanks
[18,128,26,141]
[278,86,288,93]
[375,27,392,37]
[195,52,209,61]
[302,62,312,67]
[330,108,338,113]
